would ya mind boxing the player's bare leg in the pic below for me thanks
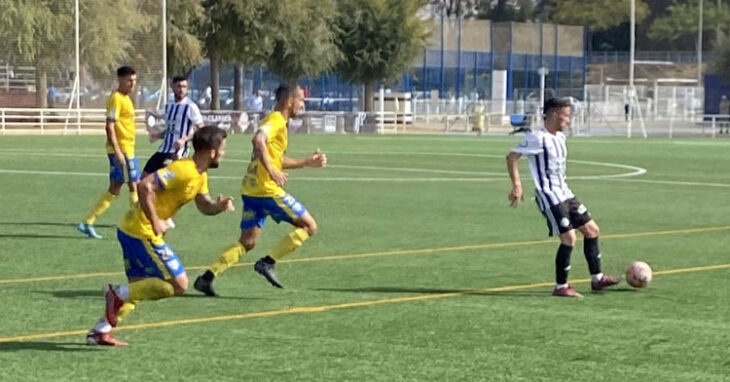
[254,212,317,288]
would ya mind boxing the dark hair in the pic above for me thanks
[274,84,299,104]
[172,75,188,84]
[117,66,136,78]
[543,98,571,118]
[193,126,227,152]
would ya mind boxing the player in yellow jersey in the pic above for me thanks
[77,66,140,239]
[193,84,327,296]
[85,126,235,346]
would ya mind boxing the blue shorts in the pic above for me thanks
[117,229,185,280]
[108,154,140,183]
[240,194,308,230]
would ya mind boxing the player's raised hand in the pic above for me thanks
[308,148,327,168]
[269,169,288,187]
[508,184,524,207]
[216,195,235,212]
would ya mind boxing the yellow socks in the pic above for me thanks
[83,191,116,224]
[270,228,310,261]
[210,243,246,276]
[129,278,175,301]
[117,302,137,323]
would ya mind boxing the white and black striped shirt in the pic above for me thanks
[511,127,574,206]
[158,97,204,157]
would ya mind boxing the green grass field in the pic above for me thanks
[0,134,728,381]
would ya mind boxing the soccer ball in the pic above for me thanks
[625,261,652,288]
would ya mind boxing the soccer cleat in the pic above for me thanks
[591,274,622,291]
[77,223,102,239]
[86,330,128,346]
[552,285,583,298]
[104,284,124,327]
[254,258,283,289]
[193,275,219,297]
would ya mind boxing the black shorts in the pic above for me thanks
[535,197,592,237]
[143,152,175,174]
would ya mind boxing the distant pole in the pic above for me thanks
[538,67,548,117]
[75,0,80,132]
[628,0,636,138]
[162,0,168,106]
[698,0,704,84]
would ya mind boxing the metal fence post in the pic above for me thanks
[712,116,716,138]
[40,109,45,134]
[1,109,4,135]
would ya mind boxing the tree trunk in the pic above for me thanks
[364,81,375,112]
[35,65,48,108]
[210,49,220,110]
[233,63,244,110]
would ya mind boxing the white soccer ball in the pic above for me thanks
[626,261,652,288]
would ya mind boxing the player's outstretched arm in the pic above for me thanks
[195,193,235,216]
[506,151,524,207]
[282,149,327,169]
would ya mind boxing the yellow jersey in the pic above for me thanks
[105,91,136,157]
[119,159,209,239]
[241,111,288,197]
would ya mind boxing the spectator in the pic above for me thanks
[719,95,729,134]
[47,85,57,108]
[245,89,263,112]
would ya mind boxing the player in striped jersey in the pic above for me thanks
[142,75,204,178]
[506,98,620,298]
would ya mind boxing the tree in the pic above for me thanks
[428,0,480,18]
[0,0,148,107]
[479,0,535,22]
[220,0,277,110]
[711,32,730,81]
[542,0,649,30]
[649,1,729,51]
[335,0,430,111]
[265,0,340,85]
[166,0,205,77]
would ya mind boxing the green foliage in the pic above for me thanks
[265,0,341,82]
[649,1,729,48]
[548,0,650,30]
[335,0,430,85]
[479,0,536,22]
[710,32,730,82]
[166,0,205,76]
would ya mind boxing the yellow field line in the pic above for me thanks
[0,262,727,343]
[1,225,729,286]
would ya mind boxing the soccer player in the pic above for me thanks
[77,66,140,239]
[506,98,620,298]
[193,84,327,296]
[143,75,204,178]
[85,126,234,346]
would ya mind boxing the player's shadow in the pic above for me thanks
[0,234,88,240]
[33,290,102,299]
[33,289,264,301]
[0,222,115,228]
[317,286,545,297]
[0,341,99,352]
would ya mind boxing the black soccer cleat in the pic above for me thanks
[193,275,219,297]
[254,258,283,288]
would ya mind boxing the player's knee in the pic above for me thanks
[304,221,317,237]
[171,276,188,295]
[239,237,256,251]
[561,231,577,246]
